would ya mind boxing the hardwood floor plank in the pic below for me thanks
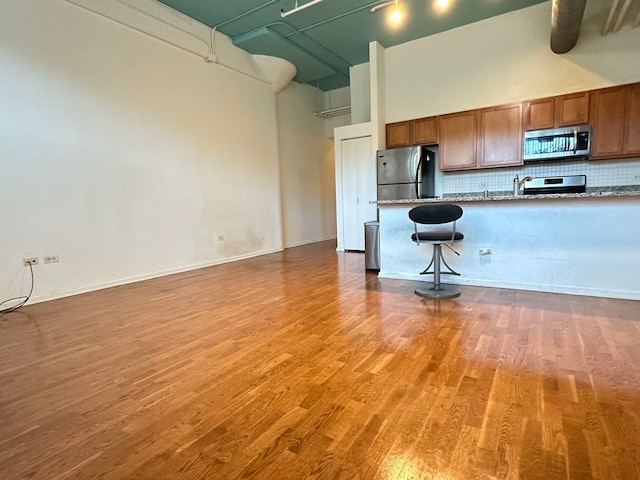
[1,240,639,479]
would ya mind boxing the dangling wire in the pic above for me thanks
[0,263,35,316]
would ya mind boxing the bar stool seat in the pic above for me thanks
[408,204,464,298]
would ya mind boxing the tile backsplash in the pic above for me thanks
[438,157,640,194]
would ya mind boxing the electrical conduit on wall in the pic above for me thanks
[63,0,297,93]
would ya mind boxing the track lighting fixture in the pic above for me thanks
[370,1,395,13]
[390,0,402,24]
[281,0,325,18]
[370,0,404,24]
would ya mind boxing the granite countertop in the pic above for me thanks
[375,186,640,205]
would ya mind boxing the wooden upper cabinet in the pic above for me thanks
[386,121,411,148]
[525,98,555,130]
[555,92,590,127]
[479,104,523,168]
[386,117,439,148]
[590,86,627,158]
[439,110,479,171]
[387,82,637,166]
[624,83,640,155]
[590,83,640,159]
[440,105,522,171]
[524,92,589,130]
[412,117,438,145]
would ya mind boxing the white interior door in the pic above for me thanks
[341,138,359,250]
[341,136,375,251]
[355,137,376,250]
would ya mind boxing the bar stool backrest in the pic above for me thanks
[408,204,463,225]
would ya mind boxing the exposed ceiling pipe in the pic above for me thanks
[613,0,633,32]
[602,0,640,35]
[288,1,391,35]
[63,0,272,86]
[233,22,351,78]
[64,0,213,58]
[550,0,587,54]
[602,0,620,35]
[214,0,280,29]
[215,0,353,82]
[370,1,395,13]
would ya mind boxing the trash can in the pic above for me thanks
[364,221,380,271]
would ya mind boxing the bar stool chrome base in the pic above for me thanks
[415,283,461,298]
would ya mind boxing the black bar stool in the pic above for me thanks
[408,204,464,298]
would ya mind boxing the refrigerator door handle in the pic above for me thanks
[415,150,423,198]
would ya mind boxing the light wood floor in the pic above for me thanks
[1,240,639,480]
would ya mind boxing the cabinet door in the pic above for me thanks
[479,104,523,168]
[439,111,478,171]
[525,98,555,131]
[555,92,590,127]
[386,121,411,148]
[341,136,375,251]
[590,87,626,158]
[412,117,438,145]
[624,83,640,155]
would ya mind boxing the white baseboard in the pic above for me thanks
[285,236,337,249]
[25,247,284,306]
[378,271,640,301]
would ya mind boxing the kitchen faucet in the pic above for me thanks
[513,175,532,195]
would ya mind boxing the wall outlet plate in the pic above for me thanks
[23,257,39,266]
[44,255,59,264]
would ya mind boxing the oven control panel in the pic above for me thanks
[523,175,586,195]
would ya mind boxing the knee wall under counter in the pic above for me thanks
[378,196,640,300]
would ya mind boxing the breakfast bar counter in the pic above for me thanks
[376,186,640,205]
[375,189,640,300]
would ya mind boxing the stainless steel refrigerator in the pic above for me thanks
[376,146,436,200]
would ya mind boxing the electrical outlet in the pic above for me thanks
[23,257,39,266]
[479,248,492,256]
[217,235,224,241]
[44,255,59,264]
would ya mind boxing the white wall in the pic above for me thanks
[385,1,640,122]
[350,63,371,124]
[369,42,386,154]
[277,83,337,247]
[0,0,286,304]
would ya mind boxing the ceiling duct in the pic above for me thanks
[550,0,588,54]
[253,55,297,93]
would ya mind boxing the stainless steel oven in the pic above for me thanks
[523,175,587,195]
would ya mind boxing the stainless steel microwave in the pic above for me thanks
[523,124,591,163]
